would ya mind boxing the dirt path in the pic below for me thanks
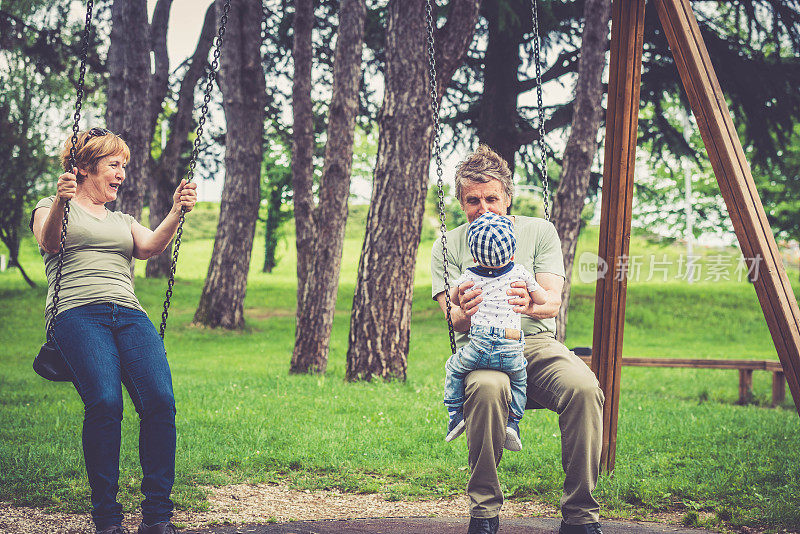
[0,483,551,534]
[0,483,747,534]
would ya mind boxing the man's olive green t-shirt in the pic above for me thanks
[431,215,565,348]
[32,196,145,327]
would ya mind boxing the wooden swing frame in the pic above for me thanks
[593,0,800,472]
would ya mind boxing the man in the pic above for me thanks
[431,145,605,534]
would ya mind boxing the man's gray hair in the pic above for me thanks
[454,144,514,203]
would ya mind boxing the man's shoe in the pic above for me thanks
[559,521,603,534]
[137,522,178,534]
[504,419,522,451]
[97,527,128,534]
[445,411,466,442]
[467,515,499,534]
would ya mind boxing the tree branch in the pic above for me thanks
[433,0,481,100]
[515,103,574,145]
[518,48,581,94]
[157,3,216,186]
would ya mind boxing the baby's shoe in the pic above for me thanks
[445,411,465,442]
[504,419,522,451]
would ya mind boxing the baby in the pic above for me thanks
[444,211,546,451]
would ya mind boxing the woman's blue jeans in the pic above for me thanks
[53,303,176,530]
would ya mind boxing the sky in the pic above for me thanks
[148,0,216,65]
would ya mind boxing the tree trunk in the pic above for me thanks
[290,0,316,307]
[145,164,177,277]
[475,0,575,188]
[148,0,172,135]
[9,249,35,288]
[551,0,611,342]
[1,222,35,288]
[194,0,266,329]
[142,0,172,274]
[263,184,283,273]
[146,4,216,278]
[105,0,125,135]
[476,0,527,174]
[113,0,151,222]
[346,0,480,381]
[291,0,367,374]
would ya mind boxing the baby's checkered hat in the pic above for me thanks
[467,212,516,267]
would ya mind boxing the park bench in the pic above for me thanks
[571,348,786,406]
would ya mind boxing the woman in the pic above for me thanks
[31,128,197,534]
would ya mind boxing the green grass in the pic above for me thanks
[1,211,799,530]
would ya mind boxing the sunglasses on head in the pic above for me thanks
[84,127,112,144]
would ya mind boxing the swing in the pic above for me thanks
[33,0,232,381]
[425,0,552,355]
[158,0,231,340]
[33,0,96,382]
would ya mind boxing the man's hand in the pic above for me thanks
[436,281,481,333]
[449,286,461,307]
[455,280,481,317]
[507,283,531,313]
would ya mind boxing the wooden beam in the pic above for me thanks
[654,0,800,418]
[738,369,754,404]
[577,355,782,371]
[773,372,786,406]
[575,354,785,404]
[591,0,646,473]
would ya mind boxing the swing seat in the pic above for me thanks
[34,340,73,382]
[525,397,545,410]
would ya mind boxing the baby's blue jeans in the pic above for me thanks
[444,325,527,422]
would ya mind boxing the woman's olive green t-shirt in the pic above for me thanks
[31,196,145,327]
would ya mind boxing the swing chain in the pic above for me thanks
[530,0,551,221]
[49,0,95,338]
[425,0,457,355]
[159,0,231,339]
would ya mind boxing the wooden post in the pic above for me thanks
[738,369,753,405]
[773,372,786,406]
[655,0,800,418]
[591,0,646,474]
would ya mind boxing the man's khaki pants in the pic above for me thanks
[463,332,604,525]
